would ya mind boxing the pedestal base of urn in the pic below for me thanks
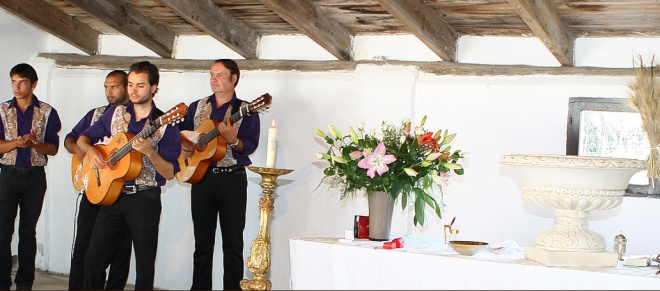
[525,245,619,267]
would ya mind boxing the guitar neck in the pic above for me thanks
[198,105,249,146]
[108,123,159,166]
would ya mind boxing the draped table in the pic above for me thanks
[289,236,660,290]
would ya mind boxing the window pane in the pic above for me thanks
[579,110,649,185]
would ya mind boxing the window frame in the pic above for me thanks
[566,97,658,197]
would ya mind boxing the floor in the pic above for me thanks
[11,270,69,291]
[10,257,135,290]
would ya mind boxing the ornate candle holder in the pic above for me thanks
[240,166,293,291]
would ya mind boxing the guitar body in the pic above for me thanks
[82,132,143,206]
[176,119,227,184]
[70,102,188,205]
[71,154,85,192]
[175,93,271,184]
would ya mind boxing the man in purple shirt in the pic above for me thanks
[0,63,62,290]
[77,61,181,290]
[64,70,132,290]
[179,59,260,290]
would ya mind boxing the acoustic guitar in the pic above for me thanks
[79,103,188,206]
[176,93,272,184]
[71,154,86,192]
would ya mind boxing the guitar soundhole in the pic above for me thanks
[198,144,207,152]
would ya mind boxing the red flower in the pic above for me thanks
[417,132,438,149]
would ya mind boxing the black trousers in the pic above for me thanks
[84,187,161,290]
[190,167,247,291]
[0,165,46,290]
[69,193,132,290]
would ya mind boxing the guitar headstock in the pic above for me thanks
[158,102,188,126]
[248,93,273,113]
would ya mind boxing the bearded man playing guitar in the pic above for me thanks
[77,61,181,290]
[178,59,260,291]
[64,70,132,290]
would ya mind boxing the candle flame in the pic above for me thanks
[271,118,276,127]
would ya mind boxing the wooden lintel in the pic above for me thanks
[37,53,634,77]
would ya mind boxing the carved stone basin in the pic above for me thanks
[500,154,646,267]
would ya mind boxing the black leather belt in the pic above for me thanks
[122,185,158,194]
[209,165,245,174]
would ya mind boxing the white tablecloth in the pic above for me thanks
[289,235,660,290]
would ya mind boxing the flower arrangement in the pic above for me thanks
[312,116,466,226]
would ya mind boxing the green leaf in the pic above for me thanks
[434,201,443,219]
[414,196,425,226]
[445,163,463,170]
[331,156,348,163]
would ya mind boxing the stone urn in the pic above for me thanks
[500,154,646,267]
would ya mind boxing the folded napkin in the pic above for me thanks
[625,256,651,267]
[486,239,522,255]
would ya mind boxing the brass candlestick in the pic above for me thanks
[240,166,293,291]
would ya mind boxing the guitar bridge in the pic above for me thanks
[94,169,101,186]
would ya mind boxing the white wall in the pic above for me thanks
[3,8,660,291]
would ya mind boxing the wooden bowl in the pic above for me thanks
[448,240,489,256]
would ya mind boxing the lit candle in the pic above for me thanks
[266,118,278,168]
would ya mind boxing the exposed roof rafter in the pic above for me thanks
[67,0,177,58]
[3,0,657,68]
[507,0,575,66]
[0,0,100,55]
[257,0,353,60]
[159,0,260,59]
[376,0,457,62]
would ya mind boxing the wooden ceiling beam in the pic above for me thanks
[375,0,457,62]
[66,0,177,58]
[0,0,100,55]
[257,0,353,60]
[38,53,633,77]
[159,0,259,59]
[507,0,575,67]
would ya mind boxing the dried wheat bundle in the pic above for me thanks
[626,55,660,180]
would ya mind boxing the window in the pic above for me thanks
[566,97,657,197]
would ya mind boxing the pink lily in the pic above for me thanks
[358,142,396,178]
[431,170,450,187]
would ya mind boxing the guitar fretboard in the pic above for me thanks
[197,105,249,146]
[108,120,161,166]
